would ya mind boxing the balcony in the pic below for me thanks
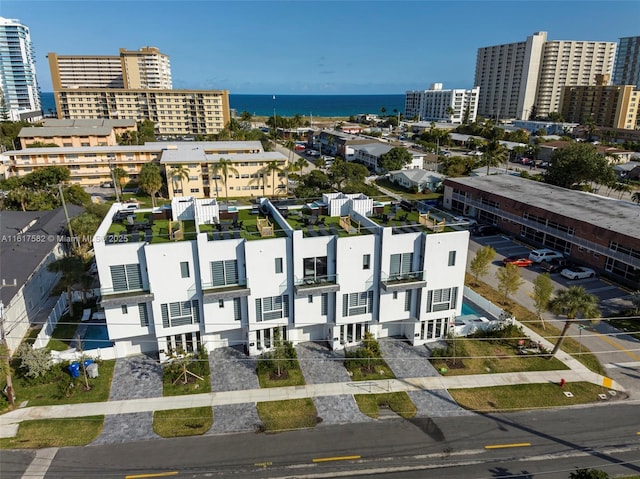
[294,274,340,295]
[201,279,251,301]
[380,270,426,293]
[99,286,154,307]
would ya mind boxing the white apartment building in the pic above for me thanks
[0,17,42,122]
[93,194,469,360]
[404,83,479,124]
[475,31,616,120]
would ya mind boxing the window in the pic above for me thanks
[321,293,328,316]
[121,305,128,314]
[426,287,458,312]
[255,294,289,321]
[219,299,225,308]
[393,291,398,300]
[448,251,456,266]
[180,261,190,278]
[275,257,283,274]
[343,291,374,317]
[161,299,200,327]
[110,264,143,292]
[405,290,412,312]
[233,297,241,321]
[211,260,238,286]
[308,295,313,303]
[389,253,413,279]
[363,254,371,270]
[303,256,328,281]
[138,303,149,327]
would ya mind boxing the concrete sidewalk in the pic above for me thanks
[0,365,623,438]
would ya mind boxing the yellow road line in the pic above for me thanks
[591,331,640,361]
[125,472,178,479]
[312,455,361,463]
[485,443,531,449]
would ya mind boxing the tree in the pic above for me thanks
[380,106,387,118]
[329,159,368,190]
[63,184,91,206]
[480,138,507,175]
[0,342,14,406]
[112,167,128,197]
[217,158,239,201]
[138,162,163,207]
[48,255,90,304]
[264,160,284,196]
[469,245,496,284]
[294,157,307,177]
[69,212,102,258]
[530,273,553,329]
[569,468,609,479]
[15,343,53,382]
[547,286,600,357]
[495,263,524,304]
[544,143,613,189]
[379,147,412,172]
[168,165,190,196]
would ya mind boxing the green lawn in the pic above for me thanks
[344,359,396,381]
[256,398,318,431]
[257,366,306,388]
[375,178,443,201]
[354,392,417,419]
[606,317,640,341]
[450,382,616,412]
[0,416,104,449]
[8,360,115,409]
[162,358,211,397]
[153,407,213,437]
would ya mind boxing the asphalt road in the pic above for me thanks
[2,403,639,478]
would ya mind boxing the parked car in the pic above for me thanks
[540,258,573,273]
[100,182,113,188]
[471,224,499,236]
[502,256,534,267]
[528,248,563,263]
[560,266,596,280]
[452,215,478,227]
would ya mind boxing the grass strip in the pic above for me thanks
[0,416,104,449]
[153,407,213,437]
[257,398,318,431]
[257,367,305,388]
[450,382,614,413]
[354,392,417,419]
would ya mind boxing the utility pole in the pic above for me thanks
[57,183,76,249]
[109,163,120,202]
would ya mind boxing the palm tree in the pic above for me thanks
[138,162,163,207]
[295,157,307,177]
[168,165,190,196]
[632,191,640,204]
[217,158,239,202]
[112,167,128,197]
[480,139,507,175]
[265,160,284,196]
[380,106,387,118]
[446,106,455,122]
[547,286,600,357]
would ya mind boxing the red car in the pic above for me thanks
[502,256,533,267]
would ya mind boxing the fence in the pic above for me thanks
[463,286,508,320]
[33,293,68,349]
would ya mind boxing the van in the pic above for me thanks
[528,248,563,263]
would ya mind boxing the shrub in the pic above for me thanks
[15,344,53,382]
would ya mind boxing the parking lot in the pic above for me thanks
[467,231,632,316]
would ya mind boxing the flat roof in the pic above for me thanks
[446,175,640,239]
[43,119,136,128]
[19,126,114,137]
[160,149,286,164]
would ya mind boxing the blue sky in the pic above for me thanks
[3,0,639,94]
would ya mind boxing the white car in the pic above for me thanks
[452,216,478,227]
[560,266,596,280]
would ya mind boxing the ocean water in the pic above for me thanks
[40,92,405,118]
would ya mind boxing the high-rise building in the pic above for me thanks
[613,36,640,89]
[0,17,42,121]
[48,47,229,136]
[405,83,479,123]
[475,32,617,120]
[48,46,172,90]
[559,74,639,129]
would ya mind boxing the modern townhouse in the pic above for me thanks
[93,193,469,360]
[443,175,640,288]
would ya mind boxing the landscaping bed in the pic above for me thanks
[344,332,396,381]
[162,349,211,396]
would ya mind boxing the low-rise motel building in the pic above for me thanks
[93,193,469,360]
[2,140,289,199]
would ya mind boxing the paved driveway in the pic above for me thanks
[296,342,373,425]
[92,354,162,445]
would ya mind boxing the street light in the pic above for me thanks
[578,324,586,356]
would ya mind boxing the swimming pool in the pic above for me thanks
[461,302,480,316]
[82,324,113,350]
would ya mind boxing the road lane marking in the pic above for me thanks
[125,472,178,479]
[591,331,640,361]
[21,447,58,479]
[485,443,531,449]
[312,455,361,463]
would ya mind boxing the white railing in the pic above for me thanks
[463,286,505,321]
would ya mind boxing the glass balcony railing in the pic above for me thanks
[380,270,426,292]
[294,274,340,294]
